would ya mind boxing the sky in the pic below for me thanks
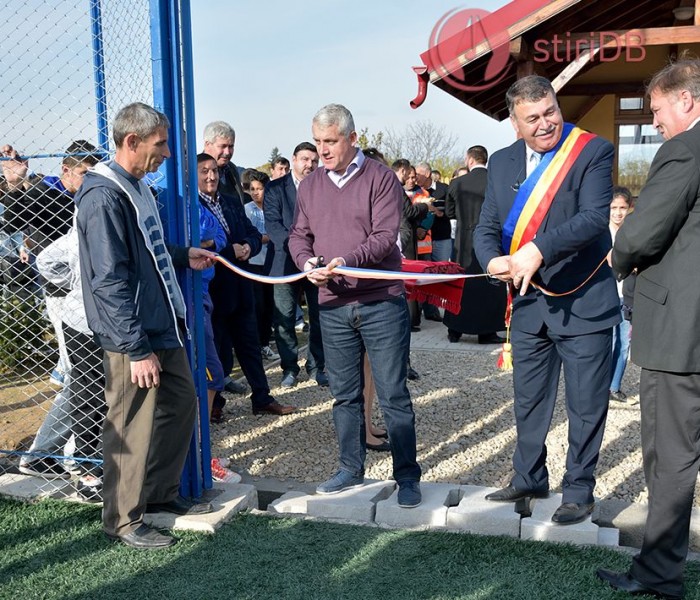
[190,0,515,168]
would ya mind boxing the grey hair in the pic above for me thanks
[203,121,236,143]
[506,76,556,116]
[113,103,170,148]
[312,104,355,137]
[415,162,432,172]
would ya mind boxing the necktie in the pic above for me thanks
[528,151,542,177]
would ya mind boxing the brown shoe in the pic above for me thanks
[253,400,296,416]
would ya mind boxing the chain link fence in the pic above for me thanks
[0,0,161,499]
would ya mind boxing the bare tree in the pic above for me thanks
[382,120,460,164]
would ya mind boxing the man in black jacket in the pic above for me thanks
[76,103,216,550]
[203,120,246,206]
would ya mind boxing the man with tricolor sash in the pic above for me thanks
[473,76,620,525]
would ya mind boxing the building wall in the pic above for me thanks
[578,95,615,141]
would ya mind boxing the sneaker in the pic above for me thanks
[280,371,298,388]
[609,390,627,403]
[19,457,71,480]
[211,458,242,484]
[295,320,306,332]
[316,470,364,495]
[77,476,103,502]
[312,370,329,387]
[397,481,422,508]
[261,346,280,361]
[49,369,65,386]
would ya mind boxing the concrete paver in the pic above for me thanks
[520,493,599,545]
[446,485,521,538]
[375,482,458,529]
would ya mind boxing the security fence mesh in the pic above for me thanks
[0,0,159,499]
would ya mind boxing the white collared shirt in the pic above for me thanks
[326,149,365,188]
[687,116,700,131]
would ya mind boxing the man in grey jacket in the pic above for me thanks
[76,103,215,549]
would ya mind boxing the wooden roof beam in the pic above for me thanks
[561,25,700,47]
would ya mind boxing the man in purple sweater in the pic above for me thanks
[288,103,422,508]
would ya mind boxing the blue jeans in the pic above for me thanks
[431,238,453,262]
[610,301,631,393]
[319,295,421,483]
[273,280,324,376]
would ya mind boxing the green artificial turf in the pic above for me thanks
[0,497,697,600]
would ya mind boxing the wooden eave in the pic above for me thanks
[418,0,700,120]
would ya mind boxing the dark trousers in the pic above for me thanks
[247,264,274,347]
[64,325,105,476]
[273,279,324,376]
[212,285,273,409]
[630,369,700,598]
[319,295,421,483]
[101,347,197,536]
[510,326,611,504]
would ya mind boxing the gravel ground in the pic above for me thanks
[211,349,700,506]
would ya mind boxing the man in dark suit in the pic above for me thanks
[596,58,700,600]
[473,75,620,525]
[203,121,246,206]
[444,145,506,344]
[264,142,327,388]
[198,153,295,417]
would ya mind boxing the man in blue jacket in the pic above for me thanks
[76,103,216,549]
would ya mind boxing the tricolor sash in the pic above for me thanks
[502,123,596,255]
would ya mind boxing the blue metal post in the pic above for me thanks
[89,0,110,153]
[149,0,209,498]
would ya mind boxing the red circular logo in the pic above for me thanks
[428,7,512,93]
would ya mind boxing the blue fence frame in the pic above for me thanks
[148,0,210,498]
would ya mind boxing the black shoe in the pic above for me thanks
[410,325,421,332]
[146,495,213,516]
[447,331,461,343]
[424,312,442,322]
[596,569,681,600]
[366,441,391,452]
[407,366,420,381]
[105,523,176,549]
[224,379,247,394]
[485,485,549,502]
[478,333,507,344]
[551,502,594,525]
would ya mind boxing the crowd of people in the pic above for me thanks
[3,55,700,599]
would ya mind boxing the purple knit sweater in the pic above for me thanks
[288,157,405,306]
